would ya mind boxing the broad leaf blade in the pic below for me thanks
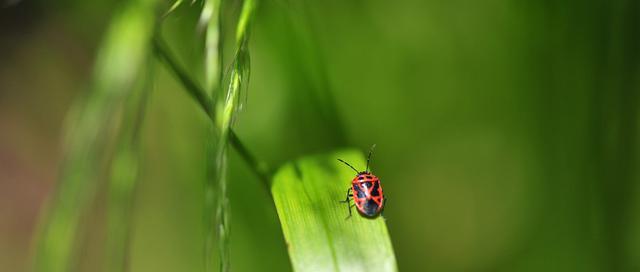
[272,149,397,272]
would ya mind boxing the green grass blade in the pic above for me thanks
[272,149,398,272]
[105,64,153,272]
[32,0,159,271]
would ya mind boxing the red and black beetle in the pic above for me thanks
[338,145,385,218]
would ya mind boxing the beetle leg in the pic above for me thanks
[339,188,353,219]
[345,204,356,220]
[339,187,352,203]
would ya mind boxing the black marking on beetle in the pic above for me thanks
[371,182,380,196]
[358,176,365,180]
[362,199,379,216]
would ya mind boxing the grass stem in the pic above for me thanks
[152,35,270,189]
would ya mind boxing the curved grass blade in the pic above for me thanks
[272,149,397,272]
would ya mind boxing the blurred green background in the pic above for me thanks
[1,0,639,271]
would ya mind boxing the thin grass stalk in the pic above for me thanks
[153,24,267,272]
[200,0,223,95]
[199,1,224,269]
[152,36,270,188]
[153,36,214,118]
[32,0,160,271]
[105,62,153,272]
[212,0,257,270]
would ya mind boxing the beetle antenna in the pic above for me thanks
[337,159,359,174]
[365,144,376,173]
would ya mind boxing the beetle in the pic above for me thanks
[338,145,385,218]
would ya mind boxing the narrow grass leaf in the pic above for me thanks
[105,64,153,272]
[199,1,224,269]
[272,149,398,272]
[210,1,257,271]
[32,0,160,271]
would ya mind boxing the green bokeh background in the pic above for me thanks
[1,0,638,271]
